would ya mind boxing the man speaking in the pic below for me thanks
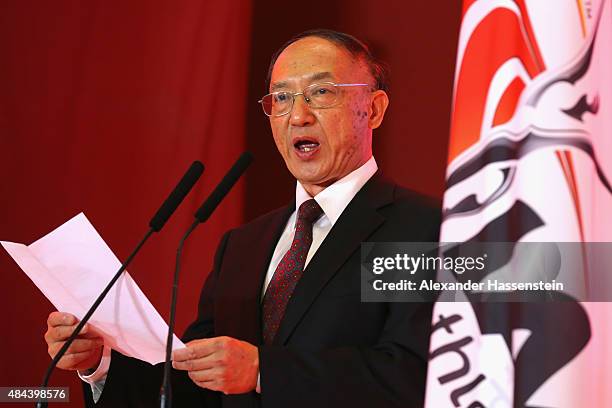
[44,29,440,407]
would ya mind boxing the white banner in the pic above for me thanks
[425,0,612,406]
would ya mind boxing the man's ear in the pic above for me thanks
[368,90,390,130]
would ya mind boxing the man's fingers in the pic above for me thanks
[173,353,221,371]
[55,350,98,370]
[47,312,76,327]
[78,329,101,339]
[47,324,74,342]
[173,338,219,362]
[194,379,215,388]
[193,379,222,392]
[187,366,223,384]
[172,347,195,362]
[48,337,103,357]
[51,338,104,356]
[175,336,258,394]
[45,312,104,372]
[193,376,229,394]
[46,323,91,342]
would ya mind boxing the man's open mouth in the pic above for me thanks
[293,139,320,153]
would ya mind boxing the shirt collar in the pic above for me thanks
[294,156,378,227]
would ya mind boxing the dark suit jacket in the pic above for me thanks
[90,173,440,407]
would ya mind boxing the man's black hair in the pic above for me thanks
[266,29,389,93]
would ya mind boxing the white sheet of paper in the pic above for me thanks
[1,212,184,365]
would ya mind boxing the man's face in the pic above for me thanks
[268,37,378,194]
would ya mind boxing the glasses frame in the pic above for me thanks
[258,82,370,117]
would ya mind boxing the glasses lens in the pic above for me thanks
[261,92,292,116]
[305,83,338,108]
[260,94,273,116]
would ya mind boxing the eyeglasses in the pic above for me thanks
[258,82,370,117]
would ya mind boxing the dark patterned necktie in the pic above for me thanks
[262,199,323,345]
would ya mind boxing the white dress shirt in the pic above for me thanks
[261,156,378,299]
[81,156,378,402]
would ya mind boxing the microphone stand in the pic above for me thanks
[159,220,199,408]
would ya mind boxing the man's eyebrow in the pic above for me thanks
[270,81,289,91]
[270,72,335,91]
[309,72,334,82]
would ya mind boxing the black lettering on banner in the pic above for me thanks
[450,374,486,407]
[432,313,463,334]
[430,336,474,384]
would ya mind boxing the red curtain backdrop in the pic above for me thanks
[0,1,252,404]
[0,1,460,406]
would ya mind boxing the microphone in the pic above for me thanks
[150,161,205,231]
[160,152,253,408]
[36,161,204,408]
[195,151,254,222]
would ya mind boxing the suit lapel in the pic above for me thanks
[216,205,293,344]
[274,174,395,345]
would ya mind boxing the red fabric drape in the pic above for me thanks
[0,1,462,405]
[0,1,251,404]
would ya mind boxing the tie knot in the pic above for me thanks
[297,199,323,225]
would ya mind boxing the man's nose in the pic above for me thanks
[289,95,315,127]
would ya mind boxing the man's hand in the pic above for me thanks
[172,336,259,394]
[44,312,104,372]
